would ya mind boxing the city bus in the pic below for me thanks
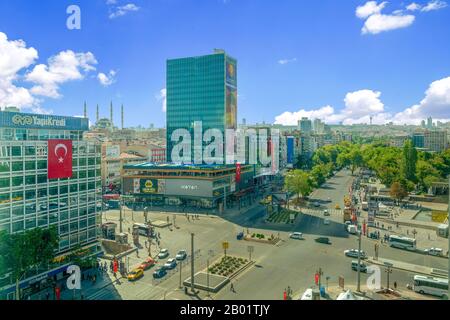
[388,235,416,251]
[413,275,448,299]
[133,223,155,237]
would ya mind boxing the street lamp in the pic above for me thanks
[357,230,362,292]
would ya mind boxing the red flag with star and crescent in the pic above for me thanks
[48,140,73,179]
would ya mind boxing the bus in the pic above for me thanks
[413,275,448,299]
[388,235,416,251]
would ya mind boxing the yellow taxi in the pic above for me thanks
[335,204,341,210]
[127,268,144,281]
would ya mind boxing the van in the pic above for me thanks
[351,261,367,273]
[347,224,357,234]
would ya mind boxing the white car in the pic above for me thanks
[158,249,169,259]
[176,250,187,260]
[300,288,313,300]
[323,219,330,225]
[344,249,367,259]
[323,209,330,216]
[424,248,443,256]
[290,232,304,240]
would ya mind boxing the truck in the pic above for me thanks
[343,207,352,223]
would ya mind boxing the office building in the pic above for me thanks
[0,110,102,299]
[166,50,238,163]
[424,129,448,153]
[298,118,312,133]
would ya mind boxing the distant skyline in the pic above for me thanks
[0,0,449,128]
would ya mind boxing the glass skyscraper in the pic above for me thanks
[0,110,102,299]
[166,50,237,163]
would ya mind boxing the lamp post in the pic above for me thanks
[357,230,362,292]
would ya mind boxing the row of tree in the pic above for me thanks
[285,139,450,202]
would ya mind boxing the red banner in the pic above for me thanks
[235,163,241,183]
[48,140,73,179]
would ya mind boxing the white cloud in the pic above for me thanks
[106,0,117,5]
[109,3,140,19]
[26,50,97,98]
[274,77,450,126]
[421,0,448,11]
[406,2,422,11]
[362,13,415,34]
[0,32,38,108]
[356,1,388,19]
[97,70,117,86]
[278,58,297,65]
[393,76,450,123]
[274,105,336,126]
[156,88,167,112]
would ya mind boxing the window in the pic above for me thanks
[25,146,36,156]
[37,160,47,170]
[25,161,36,170]
[25,175,36,185]
[0,178,9,189]
[12,221,24,232]
[38,215,48,226]
[25,218,36,230]
[15,129,27,141]
[12,177,23,187]
[25,190,36,200]
[11,146,22,156]
[12,162,23,172]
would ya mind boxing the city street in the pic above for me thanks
[89,170,447,300]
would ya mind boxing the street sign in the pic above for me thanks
[222,241,229,250]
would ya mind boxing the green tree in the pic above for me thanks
[0,227,59,300]
[284,170,312,203]
[416,160,440,192]
[402,140,417,183]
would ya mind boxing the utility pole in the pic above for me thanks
[190,233,195,294]
[357,230,362,292]
[179,259,183,289]
[385,266,393,290]
[119,199,123,233]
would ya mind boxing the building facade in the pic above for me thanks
[166,50,237,163]
[0,110,102,299]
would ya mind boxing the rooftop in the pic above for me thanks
[123,162,249,171]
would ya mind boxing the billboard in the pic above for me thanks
[226,57,237,88]
[140,179,159,194]
[287,136,294,165]
[164,179,213,197]
[0,111,89,131]
[106,145,120,159]
[226,85,237,130]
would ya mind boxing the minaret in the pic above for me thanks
[96,104,99,123]
[110,101,113,125]
[83,101,87,118]
[121,104,124,130]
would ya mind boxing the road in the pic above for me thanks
[90,169,447,300]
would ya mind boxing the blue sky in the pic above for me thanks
[0,0,449,127]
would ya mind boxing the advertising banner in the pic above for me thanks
[140,179,159,194]
[226,85,237,130]
[48,140,73,179]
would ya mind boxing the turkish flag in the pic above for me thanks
[48,140,73,179]
[236,163,242,183]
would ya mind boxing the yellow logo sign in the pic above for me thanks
[142,180,157,194]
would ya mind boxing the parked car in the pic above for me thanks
[313,202,320,207]
[290,232,304,240]
[139,257,156,271]
[153,267,167,279]
[236,232,245,240]
[127,268,144,281]
[158,249,169,259]
[176,250,187,261]
[323,209,330,216]
[163,258,177,270]
[344,249,367,259]
[351,261,368,273]
[424,248,443,256]
[323,219,330,225]
[315,237,332,245]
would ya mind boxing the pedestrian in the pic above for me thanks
[230,283,235,292]
[46,292,50,300]
[394,281,397,290]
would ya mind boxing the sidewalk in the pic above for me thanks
[366,257,448,278]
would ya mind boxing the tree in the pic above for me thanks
[390,181,408,205]
[402,140,417,183]
[348,147,363,175]
[416,160,440,192]
[0,227,59,300]
[284,170,312,203]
